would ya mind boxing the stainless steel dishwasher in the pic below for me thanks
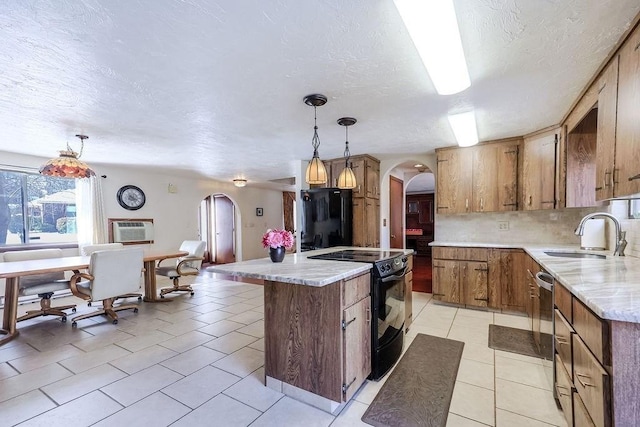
[535,270,555,394]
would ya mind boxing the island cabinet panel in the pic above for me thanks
[264,272,371,406]
[342,297,371,401]
[264,280,343,401]
[614,24,640,197]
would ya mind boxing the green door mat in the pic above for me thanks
[362,334,464,427]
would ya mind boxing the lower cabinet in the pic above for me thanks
[432,247,488,307]
[405,255,413,333]
[554,283,612,427]
[488,249,528,313]
[264,272,371,408]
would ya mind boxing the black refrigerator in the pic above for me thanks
[300,188,352,251]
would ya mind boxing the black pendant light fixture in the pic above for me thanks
[336,117,357,189]
[304,94,328,185]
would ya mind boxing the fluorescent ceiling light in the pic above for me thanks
[448,111,478,147]
[393,0,470,95]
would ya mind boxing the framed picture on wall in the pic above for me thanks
[256,207,263,216]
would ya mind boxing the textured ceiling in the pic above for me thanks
[1,0,638,186]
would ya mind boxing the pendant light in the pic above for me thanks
[39,134,95,178]
[303,94,328,185]
[336,117,357,189]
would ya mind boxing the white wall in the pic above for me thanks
[0,151,284,262]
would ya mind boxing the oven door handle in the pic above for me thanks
[380,267,407,283]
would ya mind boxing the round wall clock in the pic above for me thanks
[117,185,146,210]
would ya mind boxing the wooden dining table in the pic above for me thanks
[0,250,188,346]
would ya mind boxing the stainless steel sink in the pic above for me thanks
[543,251,607,259]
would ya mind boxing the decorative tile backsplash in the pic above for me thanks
[435,202,640,258]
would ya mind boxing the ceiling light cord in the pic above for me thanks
[343,126,351,167]
[311,106,321,156]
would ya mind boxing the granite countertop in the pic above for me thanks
[431,241,640,323]
[207,247,413,287]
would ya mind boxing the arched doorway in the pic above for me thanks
[199,194,237,265]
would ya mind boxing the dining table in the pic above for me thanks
[0,250,188,346]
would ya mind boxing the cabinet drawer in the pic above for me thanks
[554,309,574,377]
[574,391,597,427]
[572,297,609,366]
[555,354,574,427]
[432,247,487,261]
[343,273,370,308]
[573,334,610,427]
[554,283,572,322]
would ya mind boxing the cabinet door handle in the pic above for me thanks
[628,173,640,181]
[604,170,612,188]
[614,168,620,184]
[341,317,357,330]
[366,307,371,324]
[480,198,484,211]
[433,265,445,269]
[474,267,488,272]
[555,384,571,397]
[528,195,532,205]
[555,336,569,345]
[342,377,357,395]
[474,297,489,301]
[465,198,469,210]
[433,293,445,296]
[575,372,594,387]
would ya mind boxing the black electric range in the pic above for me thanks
[307,249,408,380]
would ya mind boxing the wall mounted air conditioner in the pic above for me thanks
[112,220,154,243]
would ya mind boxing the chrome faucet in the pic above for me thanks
[575,212,627,256]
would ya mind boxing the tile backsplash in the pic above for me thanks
[435,202,639,258]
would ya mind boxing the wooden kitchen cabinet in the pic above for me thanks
[264,272,371,407]
[349,155,380,199]
[472,140,519,212]
[553,283,613,427]
[436,147,473,214]
[595,57,619,201]
[488,249,528,313]
[613,24,640,197]
[405,255,413,333]
[436,139,520,214]
[352,197,380,248]
[522,129,558,210]
[432,247,488,307]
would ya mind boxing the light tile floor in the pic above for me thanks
[0,272,567,426]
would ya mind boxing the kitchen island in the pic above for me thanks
[208,249,375,414]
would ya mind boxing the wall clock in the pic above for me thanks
[117,185,146,210]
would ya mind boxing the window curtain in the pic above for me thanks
[76,175,107,246]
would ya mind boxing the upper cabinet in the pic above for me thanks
[614,25,640,197]
[350,155,380,199]
[522,130,558,210]
[473,141,519,212]
[436,147,473,214]
[436,140,520,214]
[595,57,619,201]
[563,21,640,202]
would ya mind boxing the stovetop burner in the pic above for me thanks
[307,249,404,263]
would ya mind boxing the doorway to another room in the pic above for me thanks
[199,194,236,266]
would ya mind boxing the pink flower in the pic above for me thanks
[262,229,294,249]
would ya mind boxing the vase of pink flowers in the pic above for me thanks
[262,229,294,263]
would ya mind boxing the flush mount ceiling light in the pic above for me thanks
[233,178,247,187]
[39,134,95,178]
[393,0,470,95]
[336,117,357,190]
[304,94,328,185]
[448,111,479,147]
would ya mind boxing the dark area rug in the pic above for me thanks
[488,324,552,359]
[361,334,464,427]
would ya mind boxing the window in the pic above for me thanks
[0,170,77,246]
[630,199,640,219]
